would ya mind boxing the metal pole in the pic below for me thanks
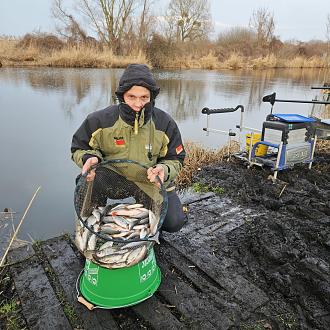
[274,99,330,105]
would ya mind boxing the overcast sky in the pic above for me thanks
[0,0,329,42]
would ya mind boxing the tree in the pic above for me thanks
[53,0,138,54]
[249,8,275,52]
[165,0,212,42]
[52,0,88,43]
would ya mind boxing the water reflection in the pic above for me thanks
[1,67,328,122]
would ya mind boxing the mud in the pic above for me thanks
[192,151,330,329]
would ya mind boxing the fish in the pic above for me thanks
[98,241,114,251]
[95,251,130,264]
[112,231,130,238]
[110,203,130,211]
[121,241,149,250]
[92,209,101,222]
[111,207,149,218]
[76,202,161,268]
[126,245,147,266]
[87,223,99,251]
[102,216,116,223]
[112,216,130,229]
[95,247,129,259]
[125,231,141,240]
[126,203,144,209]
[149,210,159,236]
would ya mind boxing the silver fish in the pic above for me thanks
[121,241,149,250]
[111,208,148,218]
[126,245,147,266]
[95,247,129,259]
[87,223,99,250]
[99,241,114,251]
[125,231,141,240]
[102,216,116,224]
[149,210,159,235]
[92,209,101,222]
[96,251,130,264]
[110,203,130,211]
[112,216,129,229]
[133,224,149,230]
[126,203,144,209]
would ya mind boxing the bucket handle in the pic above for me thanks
[78,296,95,310]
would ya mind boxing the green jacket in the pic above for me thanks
[71,103,185,187]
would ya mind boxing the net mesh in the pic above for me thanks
[74,159,167,269]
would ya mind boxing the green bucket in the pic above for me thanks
[78,247,161,309]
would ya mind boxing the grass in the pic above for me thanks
[0,267,26,330]
[0,300,24,330]
[192,182,225,195]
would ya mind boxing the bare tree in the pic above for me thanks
[249,8,275,52]
[52,0,88,43]
[165,0,212,42]
[78,0,137,53]
[53,0,138,54]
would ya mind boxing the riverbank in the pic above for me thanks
[1,140,329,329]
[1,37,329,70]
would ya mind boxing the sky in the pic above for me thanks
[0,0,329,42]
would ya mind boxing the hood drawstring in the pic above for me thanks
[148,119,152,161]
[134,112,139,135]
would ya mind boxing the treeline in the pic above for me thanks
[0,0,330,69]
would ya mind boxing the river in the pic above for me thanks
[0,67,328,240]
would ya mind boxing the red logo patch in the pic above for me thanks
[176,144,183,154]
[114,138,125,146]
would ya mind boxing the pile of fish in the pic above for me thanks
[75,203,160,269]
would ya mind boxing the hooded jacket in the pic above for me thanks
[71,64,185,185]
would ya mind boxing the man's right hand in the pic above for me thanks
[82,157,99,182]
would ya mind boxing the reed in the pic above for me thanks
[175,141,240,189]
[0,37,329,69]
[45,46,149,68]
[316,139,330,153]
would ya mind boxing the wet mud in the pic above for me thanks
[192,151,330,329]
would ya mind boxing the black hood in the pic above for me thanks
[115,64,160,102]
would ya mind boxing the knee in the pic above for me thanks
[161,210,187,233]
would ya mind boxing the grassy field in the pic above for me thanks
[1,37,329,70]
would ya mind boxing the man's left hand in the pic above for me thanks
[147,165,165,187]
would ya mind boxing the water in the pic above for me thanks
[0,67,328,240]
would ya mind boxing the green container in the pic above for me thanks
[78,247,161,309]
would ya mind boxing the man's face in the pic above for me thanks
[123,86,151,112]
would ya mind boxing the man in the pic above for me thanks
[71,64,186,232]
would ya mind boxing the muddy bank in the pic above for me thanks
[192,152,330,329]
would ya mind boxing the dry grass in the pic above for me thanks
[175,141,240,189]
[316,139,330,153]
[0,36,329,70]
[0,38,149,68]
[45,46,148,68]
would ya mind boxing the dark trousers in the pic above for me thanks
[162,190,187,233]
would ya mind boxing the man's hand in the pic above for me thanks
[147,165,165,187]
[82,157,99,182]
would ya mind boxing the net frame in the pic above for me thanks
[74,159,168,244]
